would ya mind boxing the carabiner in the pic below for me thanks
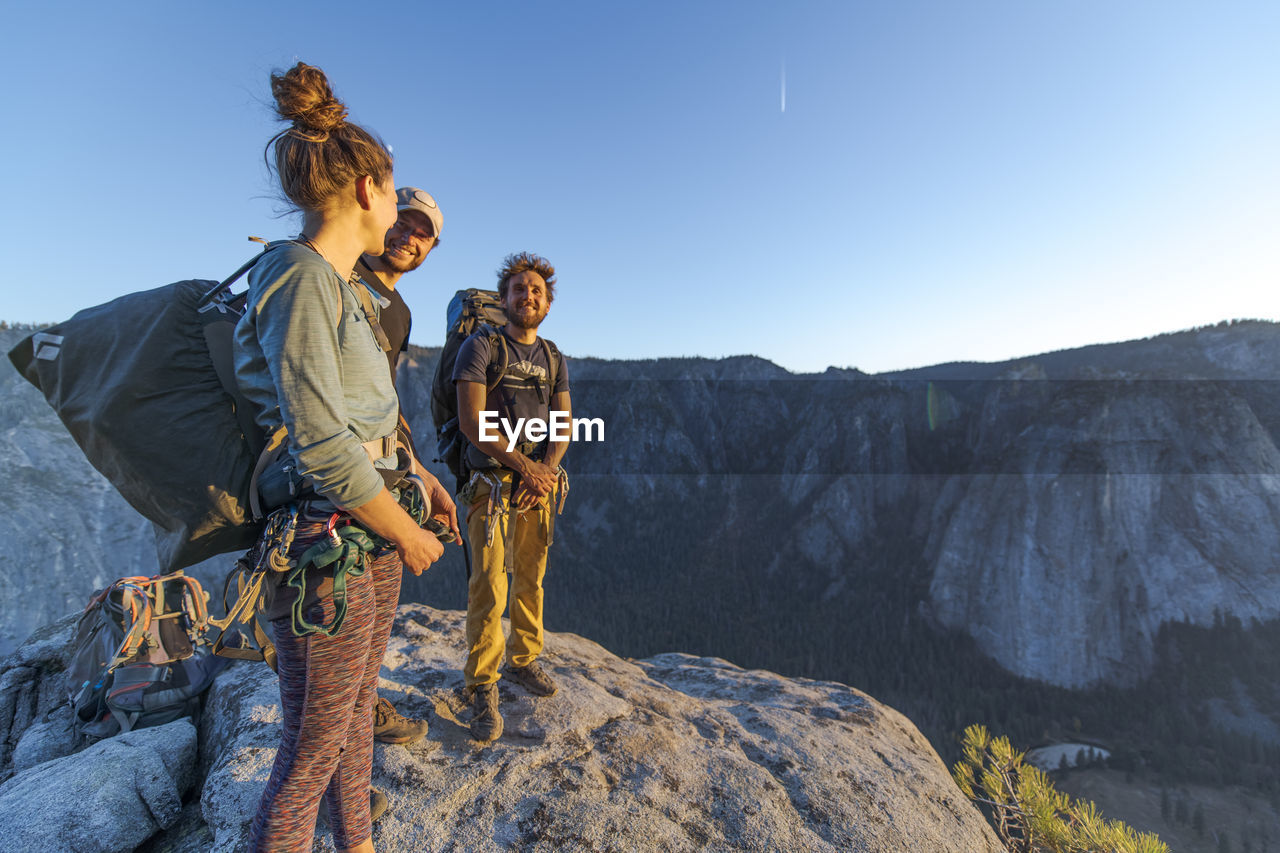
[325,512,343,548]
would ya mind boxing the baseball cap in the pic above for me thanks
[395,187,443,238]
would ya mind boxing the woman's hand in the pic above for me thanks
[346,488,444,574]
[410,456,461,544]
[396,525,445,575]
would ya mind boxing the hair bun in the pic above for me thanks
[264,61,393,213]
[270,62,348,135]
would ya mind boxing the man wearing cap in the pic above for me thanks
[357,187,444,378]
[355,187,451,745]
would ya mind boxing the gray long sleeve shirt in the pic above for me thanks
[233,242,398,509]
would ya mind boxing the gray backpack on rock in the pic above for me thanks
[67,573,227,740]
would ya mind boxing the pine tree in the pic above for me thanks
[951,725,1169,853]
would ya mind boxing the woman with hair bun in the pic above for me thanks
[234,62,454,853]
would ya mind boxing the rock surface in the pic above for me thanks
[186,604,999,852]
[0,612,79,778]
[0,718,197,852]
[0,600,1001,851]
[0,329,159,655]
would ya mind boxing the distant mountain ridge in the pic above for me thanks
[881,319,1280,380]
[396,319,1280,691]
[4,321,1280,698]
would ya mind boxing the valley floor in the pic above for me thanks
[1056,768,1279,853]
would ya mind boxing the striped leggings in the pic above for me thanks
[248,520,402,852]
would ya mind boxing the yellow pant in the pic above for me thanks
[464,472,552,687]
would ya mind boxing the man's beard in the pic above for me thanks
[508,303,548,330]
[377,246,423,274]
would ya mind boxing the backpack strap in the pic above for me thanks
[486,330,509,395]
[98,581,154,678]
[458,330,509,483]
[248,426,289,521]
[539,338,562,403]
[440,325,512,488]
[196,238,288,309]
[157,574,209,634]
[352,277,393,354]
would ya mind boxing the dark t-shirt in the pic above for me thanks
[355,258,411,377]
[453,328,569,469]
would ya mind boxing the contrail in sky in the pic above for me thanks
[781,60,786,113]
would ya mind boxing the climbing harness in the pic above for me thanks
[464,465,569,572]
[212,472,453,659]
[285,513,376,638]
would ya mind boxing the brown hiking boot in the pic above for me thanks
[505,661,557,697]
[373,696,428,744]
[318,787,388,826]
[469,683,503,744]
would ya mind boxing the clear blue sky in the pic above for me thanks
[3,1,1277,373]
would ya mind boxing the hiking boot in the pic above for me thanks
[505,661,557,697]
[318,787,388,826]
[469,683,503,744]
[373,696,428,744]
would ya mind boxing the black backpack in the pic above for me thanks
[7,245,276,570]
[67,573,228,739]
[6,240,374,570]
[429,289,561,486]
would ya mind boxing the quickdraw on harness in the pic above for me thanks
[283,473,445,638]
[211,472,449,658]
[467,463,569,573]
[210,503,299,665]
[211,502,374,646]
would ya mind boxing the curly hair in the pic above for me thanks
[265,62,393,212]
[496,252,556,302]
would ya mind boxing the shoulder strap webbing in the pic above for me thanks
[248,426,289,521]
[352,279,393,354]
[487,331,509,395]
[539,338,562,398]
[196,238,280,310]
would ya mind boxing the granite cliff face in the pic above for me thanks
[0,329,159,653]
[398,322,1280,690]
[5,323,1280,691]
[0,605,1001,852]
[923,380,1280,686]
